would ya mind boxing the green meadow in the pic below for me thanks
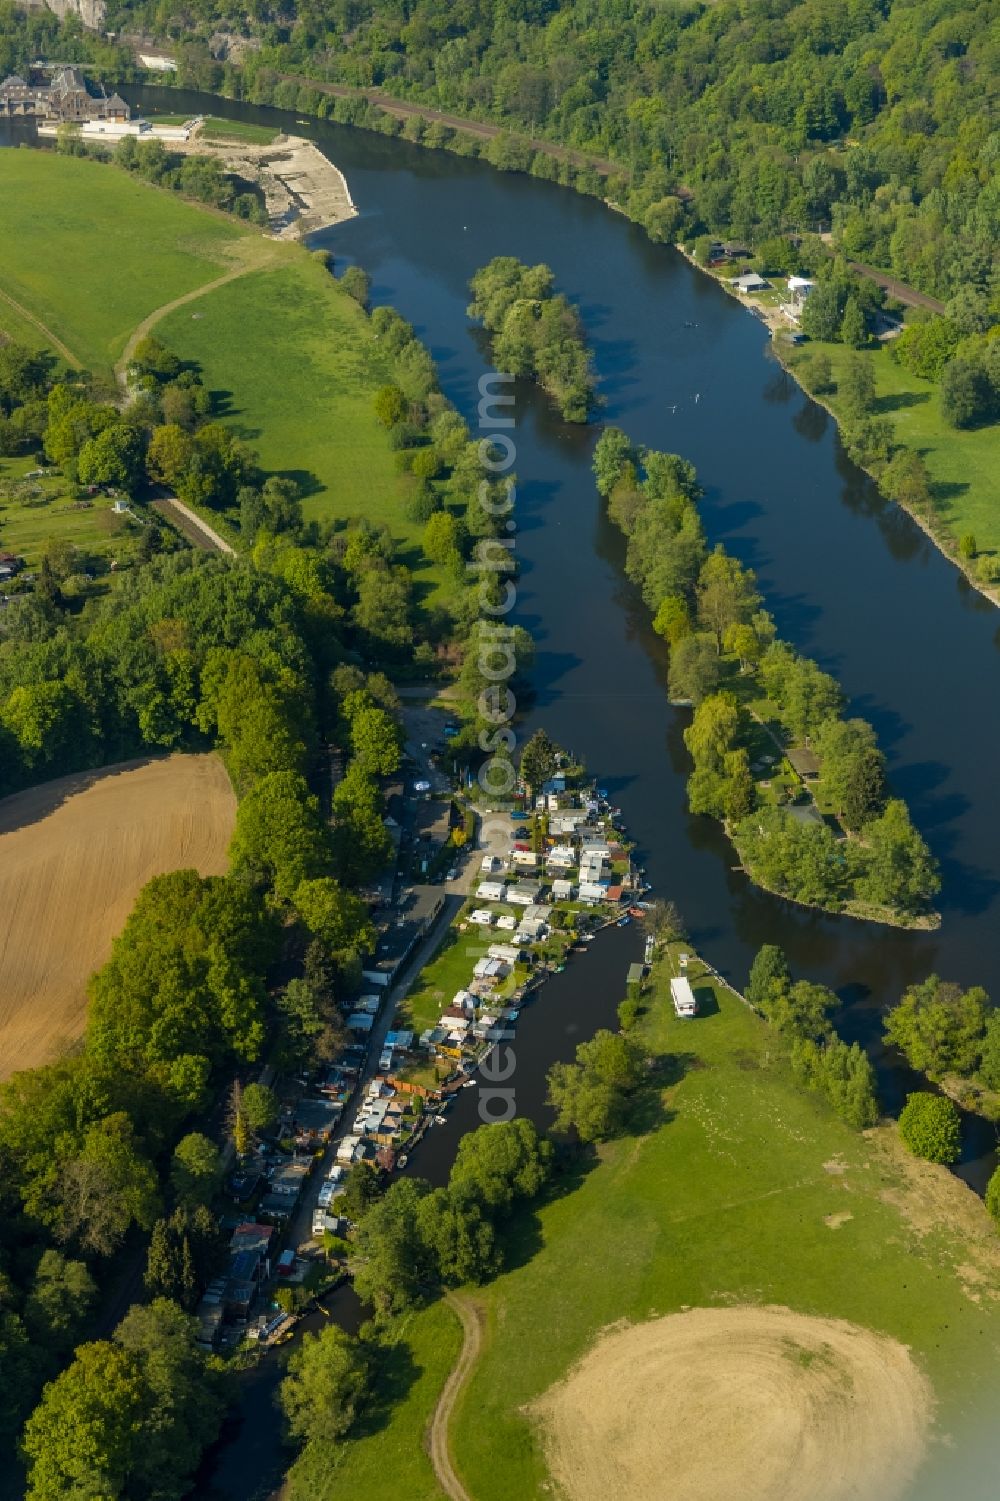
[0,149,246,375]
[321,952,1000,1501]
[287,1300,460,1500]
[791,339,1000,560]
[156,253,447,590]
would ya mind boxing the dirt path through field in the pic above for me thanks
[534,1305,933,1501]
[152,495,235,555]
[0,285,82,368]
[428,1292,483,1501]
[114,239,282,385]
[0,754,235,1078]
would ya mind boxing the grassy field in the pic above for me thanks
[0,150,249,376]
[0,755,235,1079]
[445,957,1000,1498]
[790,339,1000,560]
[198,117,281,145]
[146,113,280,145]
[323,949,1000,1500]
[155,255,443,577]
[287,1300,460,1501]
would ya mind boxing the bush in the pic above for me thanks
[898,1091,961,1164]
[985,1164,1000,1229]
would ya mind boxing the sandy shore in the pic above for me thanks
[175,129,357,239]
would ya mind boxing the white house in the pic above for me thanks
[477,880,507,902]
[546,845,576,869]
[783,277,815,323]
[451,990,476,1012]
[474,956,509,981]
[511,849,541,870]
[551,811,587,835]
[516,918,548,943]
[578,881,608,905]
[670,975,698,1018]
[551,878,576,901]
[488,944,525,965]
[469,908,495,927]
[732,271,769,293]
[481,854,505,874]
[495,913,517,931]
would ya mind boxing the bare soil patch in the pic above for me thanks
[0,754,235,1078]
[533,1305,932,1501]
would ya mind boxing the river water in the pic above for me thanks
[22,87,1000,1493]
[131,87,1000,1133]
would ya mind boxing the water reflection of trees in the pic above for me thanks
[835,442,927,565]
[792,397,828,444]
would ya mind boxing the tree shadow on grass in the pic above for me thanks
[928,480,969,518]
[350,1340,421,1440]
[207,387,237,417]
[275,468,323,500]
[876,390,930,415]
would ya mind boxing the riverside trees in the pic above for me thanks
[468,257,595,422]
[594,430,939,924]
[745,944,879,1130]
[884,976,1000,1115]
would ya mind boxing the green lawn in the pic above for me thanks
[792,340,1000,558]
[0,150,247,376]
[286,1300,460,1501]
[142,113,279,144]
[156,254,444,583]
[396,916,482,1035]
[437,955,1000,1500]
[198,117,281,145]
[0,292,55,355]
[0,455,142,569]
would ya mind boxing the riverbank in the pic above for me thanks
[671,244,1000,611]
[168,125,356,238]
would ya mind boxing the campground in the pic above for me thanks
[316,952,1000,1501]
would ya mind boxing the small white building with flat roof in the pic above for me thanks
[670,976,698,1018]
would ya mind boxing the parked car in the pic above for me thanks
[414,779,431,793]
[511,811,530,821]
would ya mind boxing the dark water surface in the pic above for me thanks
[110,88,1000,1493]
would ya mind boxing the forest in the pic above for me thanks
[53,0,995,319]
[0,277,534,1490]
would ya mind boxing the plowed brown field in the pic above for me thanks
[0,755,235,1079]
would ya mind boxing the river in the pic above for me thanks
[133,87,1000,1130]
[19,85,1000,1493]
